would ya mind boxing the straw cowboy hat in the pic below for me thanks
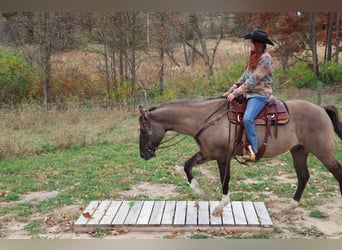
[243,28,274,46]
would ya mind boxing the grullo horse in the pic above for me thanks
[138,97,342,216]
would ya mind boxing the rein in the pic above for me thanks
[194,99,229,140]
[157,133,187,149]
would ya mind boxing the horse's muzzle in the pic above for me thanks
[140,149,156,160]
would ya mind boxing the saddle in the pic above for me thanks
[228,96,289,162]
[228,96,289,125]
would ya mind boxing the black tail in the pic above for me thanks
[322,104,342,139]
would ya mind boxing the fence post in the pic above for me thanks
[316,81,322,105]
[140,88,147,107]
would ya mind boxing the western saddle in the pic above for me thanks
[228,96,289,162]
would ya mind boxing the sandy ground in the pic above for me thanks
[1,169,342,239]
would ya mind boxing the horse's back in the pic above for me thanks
[285,99,335,150]
[286,99,333,128]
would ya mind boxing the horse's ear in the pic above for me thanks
[139,105,147,119]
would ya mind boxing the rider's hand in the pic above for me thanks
[227,93,235,102]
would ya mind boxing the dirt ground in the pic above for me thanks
[1,168,342,239]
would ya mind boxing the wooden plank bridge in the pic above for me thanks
[74,200,273,233]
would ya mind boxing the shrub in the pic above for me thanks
[282,61,319,88]
[212,60,245,93]
[0,46,41,104]
[320,61,342,85]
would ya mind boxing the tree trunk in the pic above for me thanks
[119,13,125,86]
[103,33,113,107]
[182,43,189,67]
[309,12,319,77]
[158,14,166,96]
[335,12,340,64]
[39,12,52,111]
[130,13,137,106]
[325,12,334,62]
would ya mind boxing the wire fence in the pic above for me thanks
[0,85,341,112]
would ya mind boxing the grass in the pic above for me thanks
[0,91,341,238]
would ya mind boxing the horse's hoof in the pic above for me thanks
[212,207,223,217]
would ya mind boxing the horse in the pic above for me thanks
[138,97,342,216]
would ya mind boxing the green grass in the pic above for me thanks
[309,209,329,219]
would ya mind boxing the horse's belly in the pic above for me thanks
[256,122,298,158]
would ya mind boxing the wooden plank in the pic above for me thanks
[254,202,273,227]
[243,201,260,226]
[124,201,143,225]
[209,201,222,226]
[112,201,131,225]
[232,201,247,226]
[173,201,187,225]
[222,202,235,226]
[75,201,100,225]
[149,201,165,225]
[161,201,176,225]
[87,200,112,225]
[136,201,154,225]
[99,201,122,225]
[198,201,209,226]
[75,200,273,232]
[185,201,198,225]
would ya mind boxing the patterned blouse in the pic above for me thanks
[230,52,274,99]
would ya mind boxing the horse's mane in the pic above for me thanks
[147,96,226,112]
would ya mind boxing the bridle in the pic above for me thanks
[140,117,156,156]
[140,116,186,155]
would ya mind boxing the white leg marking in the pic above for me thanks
[212,194,230,217]
[189,179,205,197]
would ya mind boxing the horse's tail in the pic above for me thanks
[322,104,342,140]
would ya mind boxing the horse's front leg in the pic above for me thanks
[184,152,209,199]
[212,159,231,217]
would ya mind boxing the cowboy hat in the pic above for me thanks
[243,28,274,46]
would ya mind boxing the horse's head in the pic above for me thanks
[138,105,166,160]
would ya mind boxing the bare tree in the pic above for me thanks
[167,12,223,79]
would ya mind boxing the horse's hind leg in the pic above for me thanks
[184,152,208,198]
[291,145,310,202]
[315,153,342,197]
[283,145,310,213]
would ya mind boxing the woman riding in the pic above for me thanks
[223,28,275,161]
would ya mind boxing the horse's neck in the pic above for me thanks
[150,99,226,136]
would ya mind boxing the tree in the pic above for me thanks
[167,12,223,79]
[2,12,82,109]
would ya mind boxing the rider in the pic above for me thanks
[223,28,275,161]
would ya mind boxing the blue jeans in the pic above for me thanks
[243,96,268,154]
